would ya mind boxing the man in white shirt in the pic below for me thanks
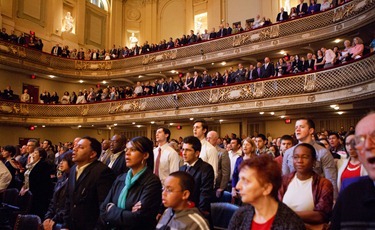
[228,138,242,194]
[321,47,336,68]
[154,127,180,185]
[193,119,218,180]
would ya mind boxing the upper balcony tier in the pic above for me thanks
[1,52,374,125]
[0,0,374,80]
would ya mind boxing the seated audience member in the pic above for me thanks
[331,113,375,229]
[20,89,31,103]
[276,7,289,22]
[229,155,305,229]
[156,171,210,230]
[336,131,367,191]
[100,136,162,229]
[320,0,331,11]
[350,37,365,59]
[279,143,333,228]
[43,153,73,230]
[20,147,54,219]
[0,160,12,190]
[179,136,214,222]
[307,0,320,14]
[231,137,256,199]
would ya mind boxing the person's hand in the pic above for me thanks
[19,187,29,196]
[43,219,55,230]
[156,213,162,221]
[132,201,141,212]
[216,188,224,198]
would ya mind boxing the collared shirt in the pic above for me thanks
[153,143,180,185]
[76,161,93,180]
[200,139,218,180]
[108,151,122,168]
[228,149,242,180]
[282,141,338,199]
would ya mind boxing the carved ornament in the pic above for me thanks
[304,74,317,92]
[75,60,112,70]
[142,50,177,65]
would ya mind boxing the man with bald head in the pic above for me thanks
[207,131,230,199]
[106,134,128,177]
[276,7,289,22]
[332,113,375,229]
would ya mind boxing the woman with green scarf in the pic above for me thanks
[100,136,162,229]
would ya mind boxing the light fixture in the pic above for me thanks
[49,75,55,78]
[280,115,285,119]
[79,80,84,83]
[337,111,344,115]
[189,118,194,121]
[170,123,174,126]
[211,63,215,65]
[170,70,176,74]
[91,125,94,127]
[259,112,264,115]
[221,61,227,66]
[270,112,275,115]
[334,106,340,110]
[138,75,143,78]
[219,119,224,123]
[279,50,286,55]
[334,39,341,43]
[102,80,107,84]
[137,125,141,128]
[151,121,155,124]
[113,123,118,126]
[42,125,46,128]
[78,125,81,128]
[330,104,338,108]
[132,122,136,125]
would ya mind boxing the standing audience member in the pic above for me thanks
[99,139,112,164]
[100,136,161,229]
[274,135,294,167]
[62,136,115,230]
[279,143,333,229]
[107,134,128,177]
[20,147,53,219]
[0,160,11,190]
[350,37,365,59]
[228,155,305,229]
[276,7,289,22]
[20,89,30,103]
[331,113,375,229]
[2,145,21,189]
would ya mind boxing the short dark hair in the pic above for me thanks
[328,132,340,139]
[169,171,195,200]
[231,138,242,146]
[3,145,16,157]
[44,139,52,147]
[239,155,281,200]
[296,118,315,130]
[129,136,154,171]
[28,139,39,147]
[193,119,208,136]
[35,147,47,160]
[280,135,293,143]
[183,136,201,152]
[343,130,355,153]
[81,136,102,158]
[294,143,317,160]
[256,134,267,141]
[158,127,171,142]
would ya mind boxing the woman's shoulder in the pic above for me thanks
[275,202,305,229]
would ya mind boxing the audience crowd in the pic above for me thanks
[3,34,372,105]
[1,113,375,229]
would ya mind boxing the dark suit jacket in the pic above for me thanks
[106,152,128,178]
[261,63,275,78]
[192,76,203,89]
[296,2,308,15]
[45,176,69,223]
[216,28,227,37]
[276,11,289,21]
[234,68,246,82]
[247,69,259,80]
[28,160,54,218]
[62,160,115,230]
[304,59,316,71]
[51,46,62,56]
[100,168,162,230]
[179,158,214,213]
[215,146,230,190]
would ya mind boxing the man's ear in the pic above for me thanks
[195,150,200,158]
[90,151,98,159]
[182,190,190,201]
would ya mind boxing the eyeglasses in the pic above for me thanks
[161,187,182,194]
[355,130,375,149]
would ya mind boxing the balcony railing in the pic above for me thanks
[1,53,374,125]
[0,0,374,79]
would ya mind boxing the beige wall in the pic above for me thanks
[265,120,295,139]
[0,69,96,99]
[0,125,110,147]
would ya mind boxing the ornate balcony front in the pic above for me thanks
[1,53,374,125]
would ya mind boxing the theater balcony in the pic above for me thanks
[0,0,374,127]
